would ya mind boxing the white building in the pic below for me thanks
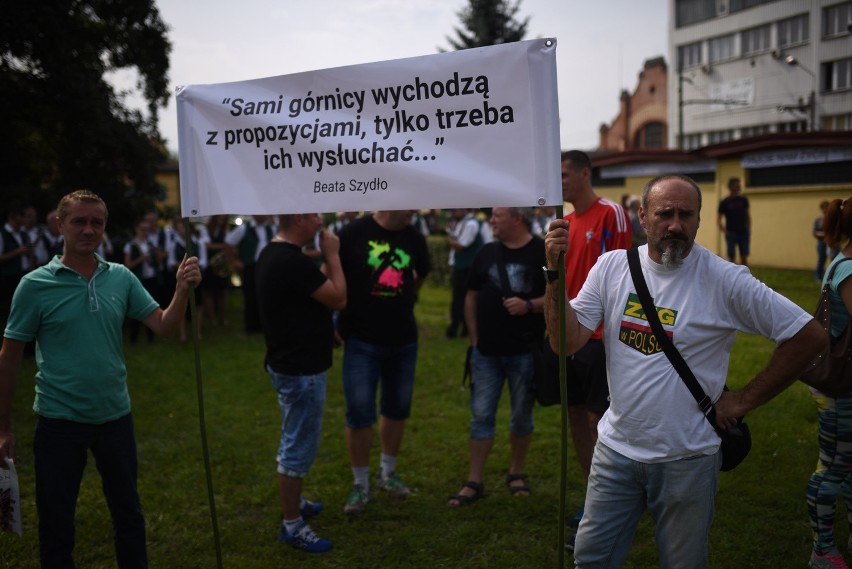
[668,0,852,149]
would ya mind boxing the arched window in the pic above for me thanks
[634,122,665,149]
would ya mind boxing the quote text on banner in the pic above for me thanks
[176,38,561,217]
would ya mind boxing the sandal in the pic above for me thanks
[448,481,485,507]
[506,473,531,496]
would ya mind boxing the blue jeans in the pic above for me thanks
[343,338,417,428]
[268,367,327,478]
[575,442,720,569]
[469,347,535,440]
[34,414,147,569]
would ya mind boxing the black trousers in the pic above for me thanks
[448,268,470,336]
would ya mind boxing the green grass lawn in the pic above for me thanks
[0,267,833,568]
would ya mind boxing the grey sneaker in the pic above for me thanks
[343,484,372,514]
[376,471,411,498]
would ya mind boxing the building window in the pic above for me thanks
[677,41,703,69]
[740,125,771,138]
[823,112,852,130]
[823,2,852,38]
[741,24,771,55]
[675,0,715,27]
[682,133,703,150]
[707,129,736,144]
[729,0,775,13]
[824,57,852,91]
[709,34,736,63]
[777,120,808,133]
[778,14,810,47]
[750,161,852,187]
[634,122,665,149]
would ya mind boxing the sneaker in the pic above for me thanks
[564,532,576,551]
[343,484,372,514]
[300,498,324,519]
[810,551,849,569]
[278,521,332,553]
[376,471,411,498]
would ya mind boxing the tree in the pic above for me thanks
[0,0,172,231]
[444,0,529,50]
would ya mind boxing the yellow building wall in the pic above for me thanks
[746,187,850,270]
[155,169,181,212]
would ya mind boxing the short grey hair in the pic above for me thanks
[506,207,536,229]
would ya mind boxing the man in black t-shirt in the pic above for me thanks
[447,207,546,506]
[336,210,431,515]
[255,213,346,553]
[717,177,751,266]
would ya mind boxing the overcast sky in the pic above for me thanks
[144,0,669,154]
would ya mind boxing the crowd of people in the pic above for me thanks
[0,155,846,566]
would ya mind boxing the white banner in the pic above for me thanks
[176,39,561,217]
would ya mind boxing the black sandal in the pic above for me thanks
[506,473,531,496]
[448,481,485,506]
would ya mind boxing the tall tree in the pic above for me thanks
[445,0,529,50]
[0,0,171,229]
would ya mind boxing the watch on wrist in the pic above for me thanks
[542,266,559,283]
[525,299,534,313]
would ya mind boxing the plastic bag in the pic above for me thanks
[0,457,22,536]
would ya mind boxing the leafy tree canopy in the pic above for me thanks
[0,0,172,232]
[444,0,530,50]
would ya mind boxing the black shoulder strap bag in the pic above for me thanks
[626,248,751,471]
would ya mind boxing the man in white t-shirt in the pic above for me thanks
[543,174,825,568]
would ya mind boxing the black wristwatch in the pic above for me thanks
[542,266,559,283]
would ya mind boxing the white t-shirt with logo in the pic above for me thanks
[571,243,812,463]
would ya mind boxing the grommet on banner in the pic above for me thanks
[538,197,546,206]
[191,209,198,215]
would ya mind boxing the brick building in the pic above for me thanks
[599,57,670,151]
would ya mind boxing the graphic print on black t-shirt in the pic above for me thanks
[366,239,411,297]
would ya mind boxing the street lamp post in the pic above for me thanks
[678,70,686,150]
[784,55,817,131]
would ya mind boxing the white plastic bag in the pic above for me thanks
[0,457,22,536]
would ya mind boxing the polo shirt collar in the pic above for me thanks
[47,253,110,276]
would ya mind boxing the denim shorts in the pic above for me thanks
[268,367,327,478]
[342,337,417,429]
[469,347,535,440]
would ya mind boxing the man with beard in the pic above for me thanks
[544,174,825,568]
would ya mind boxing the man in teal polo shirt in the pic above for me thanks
[0,190,201,568]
